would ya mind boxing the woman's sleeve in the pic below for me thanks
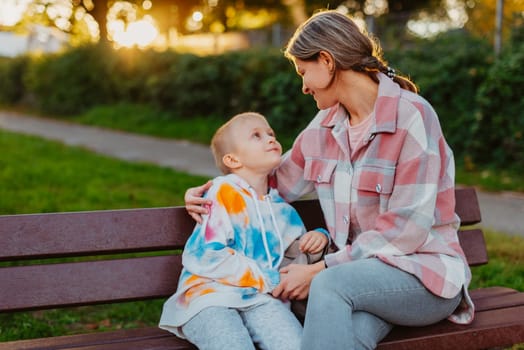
[183,183,280,292]
[274,132,315,202]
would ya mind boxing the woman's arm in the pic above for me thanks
[184,180,213,223]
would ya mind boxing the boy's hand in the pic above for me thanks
[299,230,328,254]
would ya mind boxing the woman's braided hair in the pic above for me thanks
[285,10,417,93]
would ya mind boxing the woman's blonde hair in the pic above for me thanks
[211,112,267,175]
[285,10,417,93]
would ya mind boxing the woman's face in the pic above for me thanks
[295,55,338,110]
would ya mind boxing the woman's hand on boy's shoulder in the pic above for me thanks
[184,180,214,224]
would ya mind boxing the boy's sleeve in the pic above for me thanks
[183,182,280,292]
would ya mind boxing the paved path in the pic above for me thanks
[1,111,523,237]
[0,111,220,178]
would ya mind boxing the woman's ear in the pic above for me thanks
[319,51,335,73]
[223,153,242,170]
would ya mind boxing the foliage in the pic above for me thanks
[224,49,317,133]
[470,44,524,170]
[464,0,524,42]
[15,45,315,142]
[387,30,493,160]
[0,55,31,104]
[3,29,524,172]
[148,53,232,117]
[24,43,120,114]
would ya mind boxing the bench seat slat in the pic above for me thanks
[472,288,524,312]
[2,297,522,350]
[0,256,182,312]
[469,286,519,299]
[0,327,194,350]
[378,304,524,350]
[0,208,194,261]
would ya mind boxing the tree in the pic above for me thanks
[463,0,524,44]
[88,0,109,42]
[12,0,464,48]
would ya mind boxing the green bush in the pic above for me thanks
[471,45,524,170]
[0,55,30,104]
[3,31,523,172]
[260,70,315,138]
[388,30,493,160]
[154,53,232,116]
[223,49,317,136]
[24,43,120,115]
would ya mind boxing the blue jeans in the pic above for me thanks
[302,258,462,350]
[182,297,302,350]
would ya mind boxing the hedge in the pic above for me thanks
[0,30,522,171]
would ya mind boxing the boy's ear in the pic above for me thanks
[223,153,242,170]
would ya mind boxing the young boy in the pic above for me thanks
[159,112,329,350]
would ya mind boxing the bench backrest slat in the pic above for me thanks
[454,187,482,226]
[0,255,182,312]
[458,229,488,266]
[0,187,486,313]
[1,207,194,261]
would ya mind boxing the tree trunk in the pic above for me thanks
[89,0,109,43]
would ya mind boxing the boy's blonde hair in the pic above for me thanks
[211,112,267,175]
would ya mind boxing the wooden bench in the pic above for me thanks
[1,187,523,350]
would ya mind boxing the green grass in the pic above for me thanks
[470,230,524,291]
[0,300,165,342]
[456,166,524,193]
[75,103,227,146]
[0,129,208,214]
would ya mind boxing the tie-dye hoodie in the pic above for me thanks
[159,173,310,338]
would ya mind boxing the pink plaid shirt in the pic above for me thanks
[275,73,474,324]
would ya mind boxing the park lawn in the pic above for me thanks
[0,129,208,214]
[0,130,523,344]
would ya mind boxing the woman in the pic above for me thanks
[184,10,474,350]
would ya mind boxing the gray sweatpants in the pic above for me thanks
[182,297,302,350]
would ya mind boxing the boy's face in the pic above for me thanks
[229,117,282,174]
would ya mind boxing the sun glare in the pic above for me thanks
[0,0,31,26]
[111,19,158,48]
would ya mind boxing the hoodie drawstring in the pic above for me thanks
[248,187,284,269]
[265,195,284,268]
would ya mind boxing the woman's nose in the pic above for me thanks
[302,83,310,94]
